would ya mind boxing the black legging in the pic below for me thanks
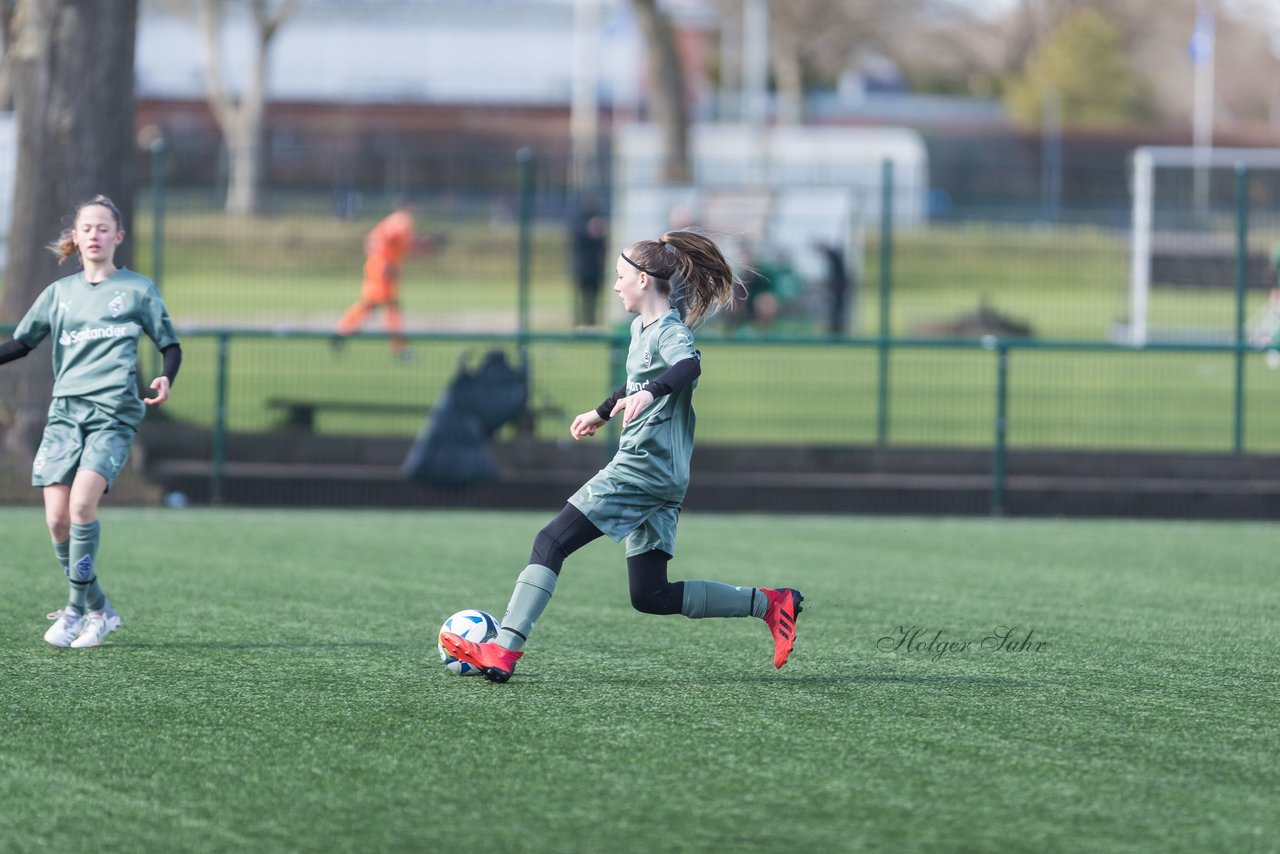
[531,504,684,615]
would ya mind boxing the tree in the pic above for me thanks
[0,0,19,111]
[766,0,924,125]
[0,0,138,457]
[197,0,296,215]
[630,0,691,183]
[709,0,928,125]
[1003,6,1154,127]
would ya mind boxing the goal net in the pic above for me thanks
[1125,146,1280,346]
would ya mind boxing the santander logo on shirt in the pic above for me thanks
[59,325,129,347]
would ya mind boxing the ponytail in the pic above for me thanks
[625,229,739,327]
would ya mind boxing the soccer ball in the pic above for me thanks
[438,609,500,676]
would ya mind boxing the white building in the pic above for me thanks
[137,0,646,107]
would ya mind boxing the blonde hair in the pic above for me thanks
[624,229,739,327]
[48,195,123,265]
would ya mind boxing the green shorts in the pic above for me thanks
[32,397,139,490]
[568,469,682,558]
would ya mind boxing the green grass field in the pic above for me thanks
[2,509,1276,852]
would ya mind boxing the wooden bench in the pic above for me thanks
[265,398,428,432]
[265,397,565,436]
[1150,234,1275,289]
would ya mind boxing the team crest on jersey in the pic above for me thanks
[108,292,126,317]
[642,348,652,368]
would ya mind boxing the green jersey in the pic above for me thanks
[14,268,179,419]
[604,308,700,502]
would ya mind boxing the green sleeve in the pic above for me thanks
[142,285,180,350]
[13,286,54,349]
[656,324,698,366]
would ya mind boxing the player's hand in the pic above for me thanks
[145,376,170,407]
[570,410,606,440]
[610,390,654,428]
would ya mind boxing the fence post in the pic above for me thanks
[150,137,167,294]
[516,147,535,352]
[149,137,167,381]
[211,332,230,505]
[876,158,894,446]
[1232,163,1249,455]
[991,340,1009,517]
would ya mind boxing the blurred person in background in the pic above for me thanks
[815,240,853,336]
[0,194,181,648]
[568,194,609,328]
[334,196,434,358]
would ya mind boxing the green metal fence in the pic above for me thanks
[4,145,1280,512]
[118,326,1280,514]
[118,147,1280,350]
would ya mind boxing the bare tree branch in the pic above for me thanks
[630,0,691,184]
[193,0,295,214]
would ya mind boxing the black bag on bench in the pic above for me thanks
[401,350,528,486]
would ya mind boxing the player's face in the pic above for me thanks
[74,205,124,264]
[614,255,645,313]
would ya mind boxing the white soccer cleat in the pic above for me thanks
[44,611,85,648]
[69,611,118,648]
[102,600,121,632]
[50,599,120,622]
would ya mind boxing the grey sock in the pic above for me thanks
[681,580,759,619]
[53,539,70,574]
[68,521,101,612]
[496,564,558,651]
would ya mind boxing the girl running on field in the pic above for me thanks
[0,195,181,648]
[441,229,803,682]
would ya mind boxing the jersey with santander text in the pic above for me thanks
[603,308,700,502]
[14,268,179,413]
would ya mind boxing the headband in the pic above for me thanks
[620,251,670,280]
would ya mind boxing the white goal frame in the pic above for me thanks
[1128,145,1280,346]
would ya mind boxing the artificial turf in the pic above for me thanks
[1,508,1276,852]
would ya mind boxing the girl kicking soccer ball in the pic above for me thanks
[441,230,802,682]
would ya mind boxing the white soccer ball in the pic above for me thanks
[438,609,500,676]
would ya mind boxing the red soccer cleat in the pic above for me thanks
[761,588,804,669]
[439,631,524,683]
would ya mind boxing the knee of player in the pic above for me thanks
[529,528,563,567]
[68,498,99,525]
[629,589,660,614]
[629,585,678,615]
[45,515,70,542]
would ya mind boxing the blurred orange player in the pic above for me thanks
[334,197,434,357]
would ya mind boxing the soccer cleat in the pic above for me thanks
[69,611,118,648]
[439,631,523,683]
[43,610,85,648]
[49,599,120,629]
[102,601,122,634]
[761,588,804,669]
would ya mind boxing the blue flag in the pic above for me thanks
[1188,3,1214,65]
